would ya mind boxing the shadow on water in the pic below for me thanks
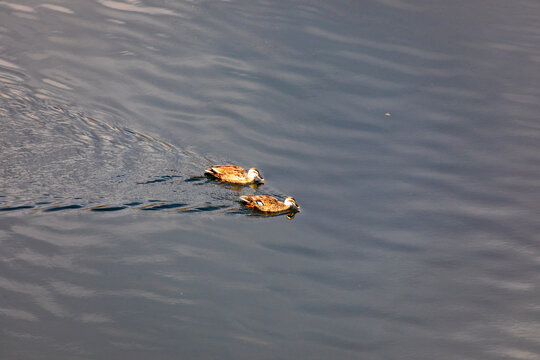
[0,83,294,218]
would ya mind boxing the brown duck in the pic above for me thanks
[205,165,264,185]
[239,195,300,213]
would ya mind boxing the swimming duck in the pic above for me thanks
[239,195,300,213]
[205,165,264,185]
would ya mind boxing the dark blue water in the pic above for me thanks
[1,0,540,358]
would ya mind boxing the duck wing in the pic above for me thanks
[253,195,280,206]
[239,195,282,211]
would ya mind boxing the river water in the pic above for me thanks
[1,0,540,359]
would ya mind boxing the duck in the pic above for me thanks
[239,195,300,213]
[204,165,264,185]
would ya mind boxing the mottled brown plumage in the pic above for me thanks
[204,165,264,185]
[239,195,300,213]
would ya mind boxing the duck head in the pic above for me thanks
[284,197,300,211]
[247,168,264,184]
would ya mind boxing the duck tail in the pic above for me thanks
[204,167,217,176]
[239,196,254,207]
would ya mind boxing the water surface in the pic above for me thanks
[1,0,540,359]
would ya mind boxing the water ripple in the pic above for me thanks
[0,83,281,216]
[97,0,181,17]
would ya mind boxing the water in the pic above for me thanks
[1,0,540,358]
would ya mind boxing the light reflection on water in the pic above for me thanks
[1,0,540,359]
